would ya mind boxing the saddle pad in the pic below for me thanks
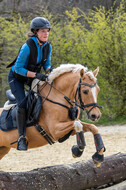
[0,109,15,131]
[0,91,42,131]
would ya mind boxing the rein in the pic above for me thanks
[38,82,72,110]
[38,81,83,111]
[38,78,102,114]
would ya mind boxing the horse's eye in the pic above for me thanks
[83,90,88,95]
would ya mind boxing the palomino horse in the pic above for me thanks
[0,64,105,166]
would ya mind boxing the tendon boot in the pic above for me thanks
[16,107,28,151]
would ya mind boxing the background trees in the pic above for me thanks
[0,1,125,121]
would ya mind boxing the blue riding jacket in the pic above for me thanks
[11,36,52,77]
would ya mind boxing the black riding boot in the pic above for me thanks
[16,107,28,151]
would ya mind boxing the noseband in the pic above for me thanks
[75,78,102,114]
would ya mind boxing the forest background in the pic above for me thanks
[0,0,126,125]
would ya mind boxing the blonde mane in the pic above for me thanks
[48,63,96,83]
[48,64,88,83]
[31,64,96,91]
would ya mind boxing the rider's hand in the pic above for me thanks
[35,73,48,81]
[47,67,53,73]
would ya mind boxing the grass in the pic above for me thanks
[82,116,126,126]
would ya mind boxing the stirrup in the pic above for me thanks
[18,135,28,141]
[17,136,28,151]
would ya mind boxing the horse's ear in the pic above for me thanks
[80,69,85,79]
[93,67,99,77]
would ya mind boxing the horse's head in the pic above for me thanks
[78,67,101,121]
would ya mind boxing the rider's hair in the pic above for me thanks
[27,32,36,37]
[27,29,38,37]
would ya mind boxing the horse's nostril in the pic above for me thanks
[91,114,97,120]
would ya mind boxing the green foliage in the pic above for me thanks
[0,1,126,122]
[83,2,126,119]
[49,2,126,120]
[0,14,29,105]
[50,8,88,65]
[0,14,29,65]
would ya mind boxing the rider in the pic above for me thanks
[8,17,52,151]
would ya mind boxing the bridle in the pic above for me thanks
[37,77,102,115]
[75,78,102,114]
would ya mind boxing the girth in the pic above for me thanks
[35,124,55,145]
[35,123,73,144]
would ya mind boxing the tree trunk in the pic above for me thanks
[0,153,126,190]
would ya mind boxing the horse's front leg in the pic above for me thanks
[50,120,86,158]
[80,121,106,167]
[71,121,86,158]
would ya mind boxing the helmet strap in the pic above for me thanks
[32,29,46,45]
[36,36,46,45]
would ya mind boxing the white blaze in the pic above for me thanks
[91,87,97,103]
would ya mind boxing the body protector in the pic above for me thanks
[7,38,50,85]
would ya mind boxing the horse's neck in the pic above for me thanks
[38,71,80,135]
[53,72,79,100]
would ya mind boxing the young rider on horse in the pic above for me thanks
[8,17,52,151]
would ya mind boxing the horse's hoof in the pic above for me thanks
[92,152,104,167]
[93,160,101,167]
[71,145,84,158]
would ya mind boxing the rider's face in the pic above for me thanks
[37,28,49,42]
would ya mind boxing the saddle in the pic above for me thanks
[0,89,42,131]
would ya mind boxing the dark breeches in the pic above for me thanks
[8,70,26,109]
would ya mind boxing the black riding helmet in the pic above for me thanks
[30,17,51,32]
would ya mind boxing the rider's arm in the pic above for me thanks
[14,43,30,77]
[14,41,52,78]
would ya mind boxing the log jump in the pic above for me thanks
[0,153,126,190]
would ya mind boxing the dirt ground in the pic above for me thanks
[0,124,126,172]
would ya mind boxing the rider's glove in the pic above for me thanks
[35,73,48,81]
[48,67,53,73]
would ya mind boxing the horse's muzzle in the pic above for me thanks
[88,113,101,121]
